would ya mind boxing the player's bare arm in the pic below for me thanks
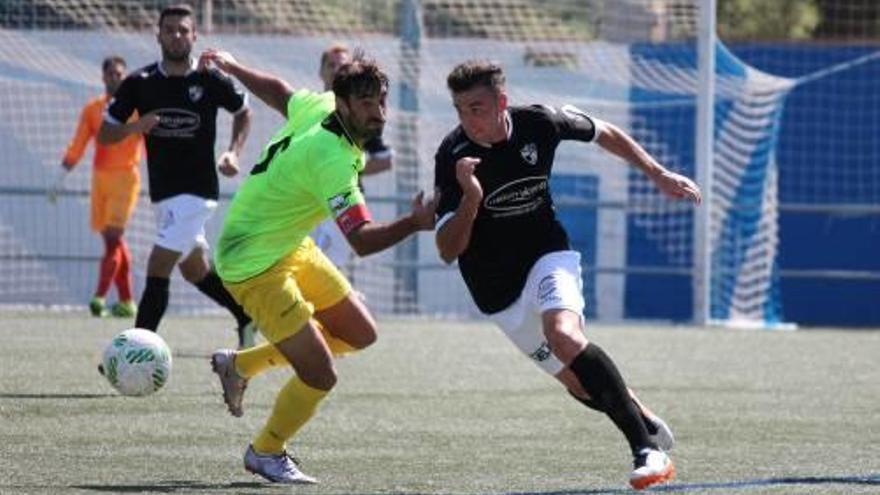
[97,112,160,144]
[346,190,438,257]
[595,122,702,204]
[199,49,293,118]
[217,105,252,177]
[436,156,482,264]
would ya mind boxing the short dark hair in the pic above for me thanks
[320,42,350,71]
[102,55,126,72]
[446,60,506,93]
[158,4,194,27]
[332,54,388,100]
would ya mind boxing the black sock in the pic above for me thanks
[193,270,250,343]
[569,344,657,454]
[568,390,659,435]
[135,276,170,331]
[568,389,604,412]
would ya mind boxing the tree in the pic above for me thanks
[814,0,880,39]
[718,0,819,40]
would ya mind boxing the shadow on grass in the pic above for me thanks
[508,473,880,494]
[0,393,116,399]
[70,480,266,492]
[5,474,874,494]
[67,480,431,494]
[173,351,211,360]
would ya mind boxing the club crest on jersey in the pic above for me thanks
[188,85,204,102]
[520,143,538,165]
[328,191,354,214]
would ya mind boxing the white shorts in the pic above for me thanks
[487,250,585,375]
[154,194,217,254]
[312,218,351,267]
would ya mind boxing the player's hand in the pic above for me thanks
[198,49,237,73]
[133,112,161,135]
[217,150,240,177]
[455,157,483,200]
[47,166,68,204]
[409,190,440,230]
[652,169,702,205]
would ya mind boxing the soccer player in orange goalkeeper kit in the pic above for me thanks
[52,55,141,318]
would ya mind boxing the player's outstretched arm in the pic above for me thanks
[595,122,702,204]
[346,191,438,257]
[436,157,482,264]
[199,49,292,118]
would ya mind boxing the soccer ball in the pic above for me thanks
[101,328,172,396]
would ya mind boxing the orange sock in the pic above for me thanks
[95,237,122,297]
[114,239,133,302]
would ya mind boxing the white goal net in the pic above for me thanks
[1,0,877,325]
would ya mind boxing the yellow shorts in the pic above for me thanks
[223,237,352,344]
[91,168,139,232]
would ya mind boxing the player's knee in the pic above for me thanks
[180,270,201,284]
[545,324,587,364]
[358,325,378,349]
[348,322,378,350]
[179,262,209,283]
[146,247,181,277]
[299,365,338,391]
[102,227,124,243]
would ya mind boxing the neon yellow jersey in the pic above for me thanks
[215,89,367,282]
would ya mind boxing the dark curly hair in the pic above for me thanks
[332,53,389,100]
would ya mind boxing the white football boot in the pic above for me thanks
[630,447,675,490]
[211,349,248,417]
[244,445,317,484]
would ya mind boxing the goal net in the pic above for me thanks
[0,0,877,325]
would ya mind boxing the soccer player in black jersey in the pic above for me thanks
[434,60,702,490]
[97,4,255,347]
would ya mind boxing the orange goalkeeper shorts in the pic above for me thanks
[91,168,139,232]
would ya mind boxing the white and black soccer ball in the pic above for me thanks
[101,328,172,396]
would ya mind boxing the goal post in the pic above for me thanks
[1,0,877,326]
[694,0,716,326]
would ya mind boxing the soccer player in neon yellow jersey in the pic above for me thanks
[199,49,438,484]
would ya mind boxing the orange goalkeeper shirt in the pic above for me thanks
[63,94,142,171]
